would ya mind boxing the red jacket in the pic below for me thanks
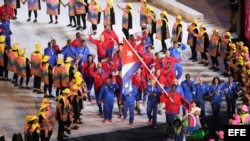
[81,61,96,77]
[0,5,13,20]
[112,56,121,71]
[160,91,182,114]
[142,52,154,67]
[153,58,163,69]
[131,73,147,91]
[128,37,142,48]
[101,29,119,48]
[53,45,61,55]
[148,74,168,88]
[101,60,115,75]
[89,69,109,90]
[114,75,122,96]
[161,68,175,87]
[134,43,144,57]
[112,50,122,60]
[89,35,114,58]
[162,56,180,69]
[72,38,84,48]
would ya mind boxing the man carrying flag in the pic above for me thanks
[121,37,175,124]
[121,38,141,125]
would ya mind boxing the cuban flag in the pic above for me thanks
[122,38,142,86]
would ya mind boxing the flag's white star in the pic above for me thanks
[126,50,133,57]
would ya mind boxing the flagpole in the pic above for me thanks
[123,38,174,103]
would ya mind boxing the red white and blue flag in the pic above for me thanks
[121,38,142,86]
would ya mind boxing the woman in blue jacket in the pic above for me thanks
[207,77,224,122]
